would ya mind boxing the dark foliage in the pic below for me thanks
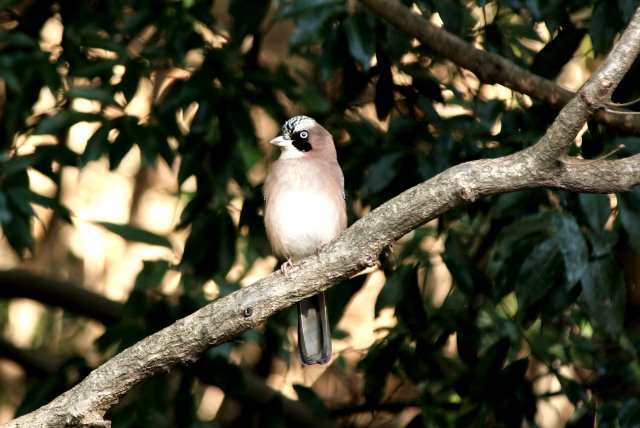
[1,0,640,426]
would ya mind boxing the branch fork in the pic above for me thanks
[5,5,640,428]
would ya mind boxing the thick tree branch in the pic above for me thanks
[0,270,122,325]
[0,337,63,377]
[359,0,640,134]
[0,276,330,428]
[5,7,640,428]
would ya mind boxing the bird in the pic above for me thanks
[263,115,347,365]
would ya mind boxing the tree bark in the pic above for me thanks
[5,5,640,428]
[359,0,640,134]
[0,274,332,428]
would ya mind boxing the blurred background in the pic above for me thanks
[1,0,640,426]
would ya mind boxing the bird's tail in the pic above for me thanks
[297,292,332,365]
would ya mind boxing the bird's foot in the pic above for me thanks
[280,257,293,275]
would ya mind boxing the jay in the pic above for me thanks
[264,115,347,365]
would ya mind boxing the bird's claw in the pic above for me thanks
[280,257,293,275]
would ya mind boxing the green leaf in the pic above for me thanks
[557,373,589,405]
[327,274,367,327]
[287,2,346,48]
[343,13,376,71]
[0,191,13,224]
[68,59,119,79]
[385,25,412,63]
[515,238,563,314]
[95,222,172,248]
[585,228,615,258]
[198,356,248,397]
[33,110,101,136]
[27,192,73,223]
[395,272,429,333]
[0,63,20,93]
[298,83,332,115]
[108,132,134,170]
[578,193,610,232]
[581,257,625,336]
[589,0,624,55]
[550,214,588,285]
[125,122,159,167]
[618,187,640,253]
[0,31,39,49]
[65,87,118,106]
[154,131,175,167]
[3,214,33,256]
[131,260,171,292]
[470,338,510,397]
[491,190,545,219]
[38,58,62,94]
[319,25,345,81]
[35,144,80,167]
[178,145,206,185]
[619,398,640,428]
[4,186,36,217]
[374,59,394,120]
[362,152,403,197]
[358,334,402,404]
[375,264,413,315]
[442,231,490,297]
[0,152,42,176]
[229,0,270,41]
[279,0,345,19]
[456,320,480,364]
[433,0,465,35]
[412,75,444,103]
[180,210,236,277]
[82,124,111,166]
[292,385,331,421]
[493,212,550,255]
[116,60,143,103]
[224,101,257,145]
[531,25,587,79]
[618,0,640,21]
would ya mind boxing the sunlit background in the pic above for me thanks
[1,0,636,426]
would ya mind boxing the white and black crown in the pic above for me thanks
[281,115,312,139]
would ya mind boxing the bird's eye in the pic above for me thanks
[291,130,312,152]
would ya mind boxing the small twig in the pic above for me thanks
[580,144,626,164]
[604,108,640,115]
[608,95,640,107]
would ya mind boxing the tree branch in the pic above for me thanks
[5,6,640,428]
[0,275,330,428]
[359,0,640,134]
[0,270,122,326]
[0,337,63,377]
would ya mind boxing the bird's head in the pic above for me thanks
[270,116,336,160]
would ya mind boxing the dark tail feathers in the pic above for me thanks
[297,292,332,365]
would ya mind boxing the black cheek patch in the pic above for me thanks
[292,139,312,152]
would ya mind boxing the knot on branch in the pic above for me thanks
[579,82,612,112]
[459,186,477,202]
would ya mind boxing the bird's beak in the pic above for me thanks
[269,136,289,147]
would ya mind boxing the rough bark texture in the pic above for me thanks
[5,5,640,428]
[358,0,640,134]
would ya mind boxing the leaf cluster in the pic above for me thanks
[2,0,640,426]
